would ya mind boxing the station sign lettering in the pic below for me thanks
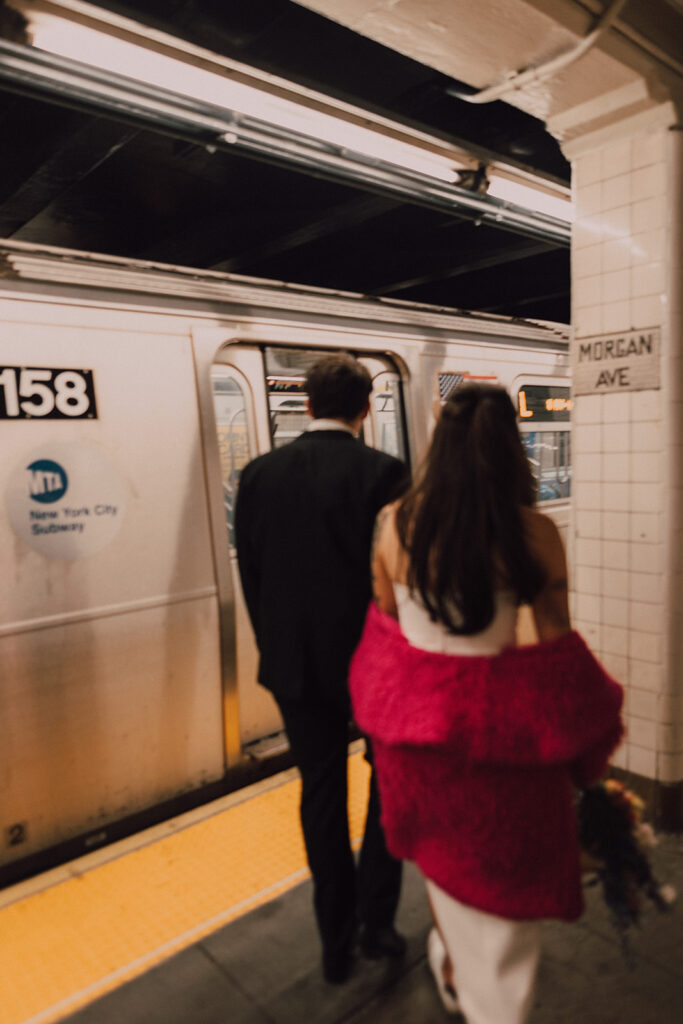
[572,328,660,396]
[0,366,97,419]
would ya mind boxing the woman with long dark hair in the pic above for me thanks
[350,384,623,1024]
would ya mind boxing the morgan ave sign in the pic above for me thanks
[572,327,660,396]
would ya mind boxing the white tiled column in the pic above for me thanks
[564,110,683,825]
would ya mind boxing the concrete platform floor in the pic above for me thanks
[64,836,682,1024]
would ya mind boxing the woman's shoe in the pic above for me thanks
[427,928,460,1015]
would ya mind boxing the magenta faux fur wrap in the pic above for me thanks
[350,603,624,921]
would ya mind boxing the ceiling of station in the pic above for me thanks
[0,0,590,322]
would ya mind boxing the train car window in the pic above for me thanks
[211,368,255,544]
[367,370,406,462]
[516,384,572,503]
[263,347,409,465]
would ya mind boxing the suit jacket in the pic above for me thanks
[235,429,407,703]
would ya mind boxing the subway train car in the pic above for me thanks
[0,240,571,882]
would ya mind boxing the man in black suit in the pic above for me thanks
[235,353,407,983]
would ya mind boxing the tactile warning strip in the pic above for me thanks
[0,749,371,1024]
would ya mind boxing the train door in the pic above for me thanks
[208,343,409,763]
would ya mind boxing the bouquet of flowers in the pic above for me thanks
[577,779,676,949]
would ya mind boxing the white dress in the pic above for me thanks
[394,583,541,1024]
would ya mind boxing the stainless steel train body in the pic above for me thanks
[0,241,571,876]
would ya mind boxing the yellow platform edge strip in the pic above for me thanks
[0,751,371,1024]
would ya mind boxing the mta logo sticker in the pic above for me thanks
[27,459,68,503]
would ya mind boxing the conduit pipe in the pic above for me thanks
[448,0,630,104]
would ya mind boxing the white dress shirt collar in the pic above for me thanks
[306,418,356,435]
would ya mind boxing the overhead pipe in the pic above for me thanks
[448,0,630,104]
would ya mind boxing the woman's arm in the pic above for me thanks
[526,510,571,643]
[371,505,400,618]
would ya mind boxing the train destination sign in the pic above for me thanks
[572,328,660,396]
[517,385,573,422]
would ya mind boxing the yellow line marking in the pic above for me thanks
[0,750,370,1024]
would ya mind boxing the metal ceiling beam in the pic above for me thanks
[370,239,557,296]
[210,194,400,272]
[0,118,138,236]
[0,38,571,246]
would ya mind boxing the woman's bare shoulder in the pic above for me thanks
[521,507,566,574]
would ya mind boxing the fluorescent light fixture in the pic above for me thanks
[27,11,464,183]
[487,175,573,222]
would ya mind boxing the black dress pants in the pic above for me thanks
[276,695,402,963]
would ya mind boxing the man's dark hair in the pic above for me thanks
[305,353,372,421]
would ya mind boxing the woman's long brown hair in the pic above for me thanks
[395,383,545,634]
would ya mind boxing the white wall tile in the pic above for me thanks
[574,423,602,453]
[629,571,663,604]
[629,629,662,664]
[603,624,628,655]
[575,564,601,595]
[628,688,658,720]
[602,422,630,452]
[631,228,666,266]
[632,163,665,201]
[631,262,664,299]
[602,452,630,481]
[630,482,663,513]
[630,658,663,692]
[574,219,602,250]
[631,452,661,483]
[602,596,629,627]
[602,568,629,597]
[601,138,632,174]
[631,421,661,452]
[577,593,601,622]
[577,182,602,218]
[574,243,602,278]
[628,744,656,777]
[602,482,630,510]
[576,150,602,187]
[630,543,663,574]
[632,196,665,233]
[602,238,632,272]
[602,301,631,332]
[629,600,663,634]
[601,173,631,210]
[573,480,602,510]
[575,452,602,480]
[602,391,631,422]
[574,305,603,336]
[601,204,630,238]
[602,268,630,304]
[574,273,601,308]
[576,510,602,538]
[602,511,629,540]
[575,619,601,651]
[630,391,661,421]
[628,717,657,749]
[603,540,629,569]
[632,294,663,329]
[630,513,661,543]
[602,651,629,682]
[632,131,665,169]
[573,393,603,424]
[576,538,602,565]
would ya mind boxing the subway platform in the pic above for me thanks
[1,747,682,1024]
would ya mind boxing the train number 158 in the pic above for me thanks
[0,366,98,419]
